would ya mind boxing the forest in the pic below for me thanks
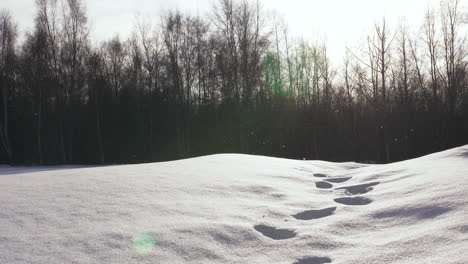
[0,0,467,165]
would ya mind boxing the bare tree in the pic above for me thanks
[396,22,413,157]
[136,17,162,158]
[212,0,238,102]
[61,0,90,161]
[365,19,395,162]
[35,0,69,163]
[102,35,126,99]
[440,0,467,147]
[0,10,17,164]
[86,51,105,163]
[440,0,466,116]
[423,8,441,112]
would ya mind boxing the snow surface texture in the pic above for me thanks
[1,146,468,264]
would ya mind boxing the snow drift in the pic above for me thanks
[1,146,467,264]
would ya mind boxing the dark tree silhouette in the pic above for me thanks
[0,0,467,165]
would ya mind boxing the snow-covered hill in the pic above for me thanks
[1,146,467,264]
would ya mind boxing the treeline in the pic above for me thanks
[0,0,467,165]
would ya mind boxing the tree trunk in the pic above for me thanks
[37,84,43,164]
[1,75,12,164]
[96,109,104,164]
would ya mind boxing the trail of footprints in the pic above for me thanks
[253,171,380,263]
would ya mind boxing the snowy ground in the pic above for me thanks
[1,146,467,264]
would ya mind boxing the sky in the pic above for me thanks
[1,0,448,64]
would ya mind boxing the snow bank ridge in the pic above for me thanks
[0,145,467,264]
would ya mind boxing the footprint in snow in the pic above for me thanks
[293,207,337,220]
[315,181,333,189]
[334,196,372,206]
[335,182,380,195]
[313,173,327,178]
[294,256,332,264]
[253,225,296,240]
[324,177,352,183]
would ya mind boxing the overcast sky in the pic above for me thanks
[1,0,448,64]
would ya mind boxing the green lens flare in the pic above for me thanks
[132,233,156,254]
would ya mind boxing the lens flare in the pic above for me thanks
[132,233,156,254]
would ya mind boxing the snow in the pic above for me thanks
[1,146,467,264]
